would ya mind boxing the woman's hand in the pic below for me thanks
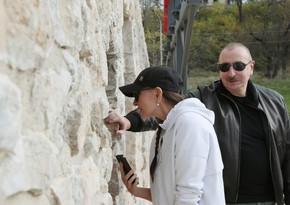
[118,162,152,201]
[104,109,131,135]
[119,163,139,195]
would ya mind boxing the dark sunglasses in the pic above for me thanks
[217,61,252,72]
[133,88,152,102]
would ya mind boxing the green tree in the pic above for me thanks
[188,1,290,77]
[190,3,240,71]
[242,0,290,78]
[142,7,165,66]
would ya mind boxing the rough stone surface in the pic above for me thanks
[0,0,152,204]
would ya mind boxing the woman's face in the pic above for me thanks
[133,88,159,119]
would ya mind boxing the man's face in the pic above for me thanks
[218,46,254,97]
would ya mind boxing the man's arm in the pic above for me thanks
[104,109,160,134]
[125,109,159,132]
[105,87,201,133]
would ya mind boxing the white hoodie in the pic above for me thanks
[150,98,225,205]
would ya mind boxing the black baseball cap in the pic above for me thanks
[119,66,184,97]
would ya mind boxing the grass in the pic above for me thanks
[187,69,290,111]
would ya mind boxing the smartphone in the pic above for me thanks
[116,155,132,175]
[116,155,138,184]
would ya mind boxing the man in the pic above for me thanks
[105,43,290,205]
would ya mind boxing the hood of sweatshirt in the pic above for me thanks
[160,98,215,130]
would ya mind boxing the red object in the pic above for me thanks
[164,0,169,34]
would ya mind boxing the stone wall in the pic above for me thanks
[0,0,153,205]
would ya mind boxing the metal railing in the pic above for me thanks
[163,0,202,93]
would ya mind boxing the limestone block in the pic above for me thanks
[50,157,99,205]
[96,148,113,184]
[123,0,136,20]
[52,0,83,49]
[98,192,113,205]
[0,0,7,52]
[4,0,55,71]
[0,74,21,153]
[0,132,58,198]
[0,0,151,204]
[83,133,101,158]
[1,191,50,205]
[50,175,74,205]
[31,69,72,132]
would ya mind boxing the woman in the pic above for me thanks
[117,66,225,205]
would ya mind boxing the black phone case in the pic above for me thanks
[116,155,132,175]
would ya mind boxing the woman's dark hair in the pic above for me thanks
[150,90,185,181]
[162,90,185,106]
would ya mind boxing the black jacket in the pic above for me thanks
[126,80,290,205]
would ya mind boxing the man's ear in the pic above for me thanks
[249,60,255,76]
